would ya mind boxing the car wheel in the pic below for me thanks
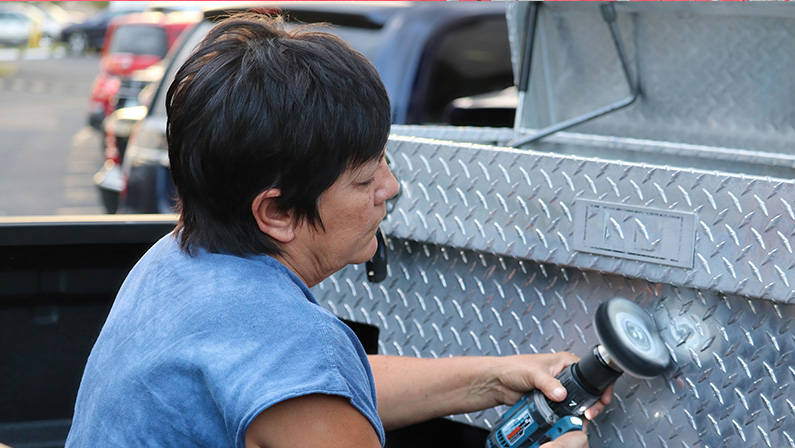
[40,34,54,48]
[68,32,88,55]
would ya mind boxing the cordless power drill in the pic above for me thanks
[487,298,671,448]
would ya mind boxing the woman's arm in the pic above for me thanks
[244,354,610,448]
[245,394,381,448]
[369,353,610,431]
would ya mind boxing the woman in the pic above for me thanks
[67,14,609,448]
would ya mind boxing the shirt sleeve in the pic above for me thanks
[182,278,384,448]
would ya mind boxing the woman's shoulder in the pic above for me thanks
[143,236,308,302]
[114,235,320,337]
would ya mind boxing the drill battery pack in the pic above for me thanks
[487,391,583,448]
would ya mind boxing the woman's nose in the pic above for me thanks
[375,160,400,204]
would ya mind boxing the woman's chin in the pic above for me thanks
[351,236,380,265]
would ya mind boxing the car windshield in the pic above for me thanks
[150,21,212,116]
[150,19,385,117]
[109,24,168,57]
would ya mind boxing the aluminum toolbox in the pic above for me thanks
[315,3,795,447]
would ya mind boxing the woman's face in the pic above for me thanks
[297,154,399,279]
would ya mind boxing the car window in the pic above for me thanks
[315,25,384,62]
[1,12,28,24]
[415,17,513,124]
[109,24,169,57]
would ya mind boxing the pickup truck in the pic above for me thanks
[0,215,485,447]
[3,3,795,448]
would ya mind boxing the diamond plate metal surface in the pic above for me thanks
[395,125,795,180]
[382,135,795,304]
[316,239,795,447]
[312,132,795,446]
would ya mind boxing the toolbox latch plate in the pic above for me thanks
[573,199,697,269]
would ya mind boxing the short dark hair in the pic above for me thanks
[166,14,391,256]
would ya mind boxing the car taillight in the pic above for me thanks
[91,73,121,101]
[103,77,121,115]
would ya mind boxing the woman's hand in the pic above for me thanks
[481,353,611,448]
[480,353,612,421]
[539,429,589,448]
[368,353,612,431]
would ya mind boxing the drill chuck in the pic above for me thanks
[549,347,622,418]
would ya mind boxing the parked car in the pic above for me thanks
[0,4,42,48]
[92,46,171,214]
[94,105,149,213]
[94,62,163,213]
[0,10,35,47]
[87,10,201,130]
[59,7,141,55]
[115,2,513,214]
[108,60,165,113]
[23,2,77,46]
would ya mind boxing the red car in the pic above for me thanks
[87,10,200,130]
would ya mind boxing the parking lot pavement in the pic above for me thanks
[0,46,68,62]
[58,127,105,215]
[0,56,103,217]
[0,73,89,97]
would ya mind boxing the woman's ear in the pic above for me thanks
[251,189,295,244]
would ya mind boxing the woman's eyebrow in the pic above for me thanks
[348,161,377,181]
[360,164,379,179]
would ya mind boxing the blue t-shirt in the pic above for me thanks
[67,233,384,447]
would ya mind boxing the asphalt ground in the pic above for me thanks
[0,54,105,217]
